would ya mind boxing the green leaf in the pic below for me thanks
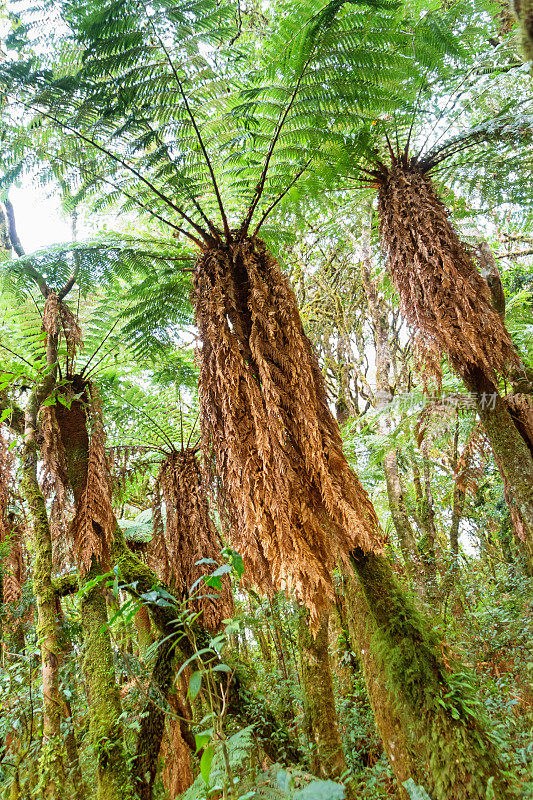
[229,549,245,579]
[188,670,202,701]
[195,732,211,753]
[200,744,215,786]
[276,769,294,793]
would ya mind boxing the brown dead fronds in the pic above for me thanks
[377,161,521,385]
[69,383,115,573]
[41,405,70,511]
[150,448,233,632]
[42,292,60,336]
[194,236,384,622]
[2,520,27,606]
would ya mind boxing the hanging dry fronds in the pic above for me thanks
[150,448,233,632]
[41,405,70,510]
[194,236,384,622]
[69,383,115,573]
[60,300,84,359]
[42,292,60,336]
[150,481,171,576]
[377,162,521,385]
[1,516,27,606]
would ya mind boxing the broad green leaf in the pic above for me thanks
[200,744,215,786]
[188,670,202,701]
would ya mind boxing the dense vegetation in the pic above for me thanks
[0,1,532,799]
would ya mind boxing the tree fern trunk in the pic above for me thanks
[349,549,512,800]
[21,440,65,800]
[462,367,533,575]
[57,400,135,800]
[378,160,533,574]
[297,606,354,798]
[80,563,133,800]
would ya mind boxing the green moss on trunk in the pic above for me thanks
[297,607,354,797]
[349,549,513,800]
[80,561,135,800]
[21,441,65,799]
[463,367,533,575]
[133,635,176,800]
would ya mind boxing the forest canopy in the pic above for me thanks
[0,1,532,800]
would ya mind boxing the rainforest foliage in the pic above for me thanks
[0,0,532,799]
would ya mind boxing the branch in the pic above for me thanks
[52,573,79,597]
[4,198,25,257]
[47,149,195,239]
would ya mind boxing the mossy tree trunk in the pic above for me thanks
[134,605,152,661]
[80,562,134,800]
[462,366,533,574]
[111,527,305,768]
[21,438,65,800]
[133,633,177,800]
[19,330,65,800]
[339,571,420,799]
[297,606,353,796]
[348,549,512,800]
[361,251,427,596]
[57,401,135,800]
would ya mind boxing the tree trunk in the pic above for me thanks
[80,562,133,800]
[340,570,420,799]
[462,366,533,574]
[111,526,305,769]
[382,450,426,593]
[269,595,297,727]
[133,634,177,800]
[57,400,134,800]
[297,606,353,797]
[349,549,512,800]
[63,696,87,800]
[21,437,65,799]
[134,604,152,661]
[410,452,440,598]
[361,250,426,594]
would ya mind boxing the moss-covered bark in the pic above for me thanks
[297,606,352,794]
[349,549,513,800]
[134,605,152,661]
[80,561,134,800]
[340,570,425,798]
[133,634,176,800]
[112,528,305,768]
[463,367,533,574]
[57,400,135,800]
[21,440,65,800]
